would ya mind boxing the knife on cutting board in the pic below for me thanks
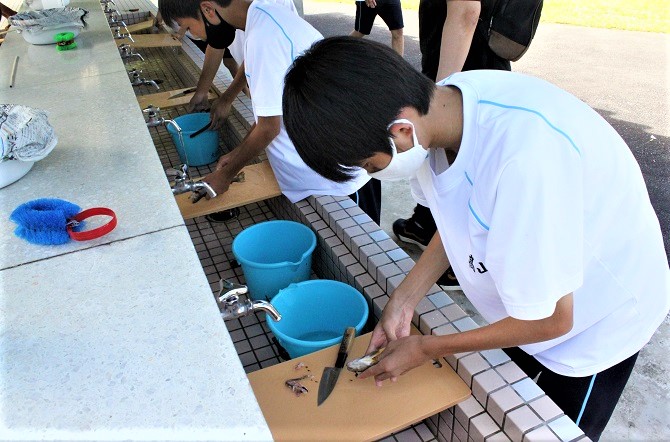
[317,327,356,406]
[168,88,198,99]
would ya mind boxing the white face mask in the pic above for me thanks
[369,119,428,181]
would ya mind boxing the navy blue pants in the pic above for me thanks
[504,347,639,441]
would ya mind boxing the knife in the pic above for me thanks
[317,327,356,406]
[168,88,198,99]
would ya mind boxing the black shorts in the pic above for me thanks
[504,347,640,441]
[354,0,404,35]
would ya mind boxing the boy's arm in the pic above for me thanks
[360,294,574,384]
[200,115,280,195]
[188,45,226,112]
[210,61,247,130]
[435,0,481,81]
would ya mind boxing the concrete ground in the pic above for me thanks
[303,2,670,440]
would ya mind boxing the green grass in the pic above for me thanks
[307,0,669,33]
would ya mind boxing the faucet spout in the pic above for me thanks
[250,300,282,321]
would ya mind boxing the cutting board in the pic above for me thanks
[248,331,471,441]
[115,34,181,48]
[175,161,282,219]
[126,18,155,34]
[137,88,218,110]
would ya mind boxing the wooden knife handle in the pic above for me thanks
[335,327,356,368]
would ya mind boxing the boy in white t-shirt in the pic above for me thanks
[282,37,670,440]
[157,0,381,222]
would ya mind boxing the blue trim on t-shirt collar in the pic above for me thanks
[255,6,294,60]
[478,100,582,156]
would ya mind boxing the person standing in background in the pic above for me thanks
[1,2,17,31]
[350,0,404,55]
[393,0,513,289]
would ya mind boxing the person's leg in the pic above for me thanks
[390,29,404,56]
[349,178,382,225]
[0,2,17,19]
[377,2,404,55]
[506,347,640,441]
[352,1,375,39]
[417,0,447,81]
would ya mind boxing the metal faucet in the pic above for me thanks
[119,44,144,62]
[113,26,134,42]
[166,164,218,201]
[108,13,129,32]
[216,280,282,322]
[103,3,117,14]
[143,105,166,127]
[128,69,159,90]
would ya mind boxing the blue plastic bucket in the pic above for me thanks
[267,280,369,358]
[232,220,317,301]
[166,113,219,167]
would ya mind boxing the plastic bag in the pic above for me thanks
[0,104,58,162]
[9,7,87,32]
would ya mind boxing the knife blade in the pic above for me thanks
[168,88,198,99]
[317,326,356,406]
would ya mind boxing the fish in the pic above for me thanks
[285,374,313,396]
[346,348,384,373]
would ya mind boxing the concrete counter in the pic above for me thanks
[0,1,272,439]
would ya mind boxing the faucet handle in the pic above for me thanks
[165,168,184,180]
[217,279,248,303]
[165,164,190,180]
[143,105,160,115]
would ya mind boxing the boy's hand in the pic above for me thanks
[365,296,413,355]
[358,335,433,386]
[365,0,377,8]
[188,91,210,112]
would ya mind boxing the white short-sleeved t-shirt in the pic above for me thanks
[243,1,370,202]
[227,0,297,65]
[412,70,670,377]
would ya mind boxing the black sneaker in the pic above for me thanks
[436,266,461,291]
[392,216,435,250]
[205,208,240,223]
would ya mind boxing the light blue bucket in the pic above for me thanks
[232,220,317,301]
[166,113,219,167]
[267,280,369,359]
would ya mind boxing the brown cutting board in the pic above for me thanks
[115,34,181,48]
[126,18,155,34]
[248,331,471,441]
[137,88,218,110]
[176,161,282,219]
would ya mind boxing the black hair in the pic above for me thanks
[158,0,232,27]
[282,36,434,183]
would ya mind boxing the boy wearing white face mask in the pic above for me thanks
[282,37,670,441]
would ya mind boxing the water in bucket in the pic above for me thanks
[166,113,219,167]
[232,220,317,301]
[267,280,369,358]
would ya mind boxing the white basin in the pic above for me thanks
[0,160,34,189]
